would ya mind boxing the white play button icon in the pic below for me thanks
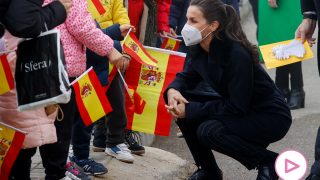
[275,150,307,180]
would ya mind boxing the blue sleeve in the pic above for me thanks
[169,0,185,29]
[103,23,124,41]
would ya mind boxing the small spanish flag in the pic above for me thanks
[0,54,14,95]
[123,32,158,67]
[160,36,181,51]
[87,0,106,19]
[72,68,112,126]
[0,122,26,180]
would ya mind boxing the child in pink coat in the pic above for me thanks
[35,0,129,179]
[0,32,66,180]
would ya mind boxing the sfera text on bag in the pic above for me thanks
[24,60,50,72]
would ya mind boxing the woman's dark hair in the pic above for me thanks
[0,23,4,38]
[190,0,259,64]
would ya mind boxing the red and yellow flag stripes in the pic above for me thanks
[87,0,106,19]
[0,122,26,180]
[123,32,158,67]
[72,68,112,126]
[125,86,146,115]
[0,54,14,95]
[160,36,181,51]
[125,47,185,136]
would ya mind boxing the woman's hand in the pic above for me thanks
[165,103,186,119]
[166,88,188,118]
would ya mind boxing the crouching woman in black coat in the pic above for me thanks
[164,0,292,179]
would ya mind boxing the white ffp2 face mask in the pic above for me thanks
[181,24,209,46]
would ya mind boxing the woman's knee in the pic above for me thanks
[196,120,225,145]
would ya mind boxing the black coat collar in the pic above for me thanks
[187,33,235,94]
[188,32,234,66]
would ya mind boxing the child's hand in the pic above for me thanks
[59,0,72,13]
[115,56,130,72]
[169,28,177,38]
[107,48,130,72]
[120,24,135,37]
[107,48,123,64]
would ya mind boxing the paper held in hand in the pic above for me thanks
[259,39,314,69]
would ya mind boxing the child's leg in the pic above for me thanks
[9,147,37,180]
[70,98,107,175]
[92,117,107,151]
[104,72,134,162]
[39,91,76,180]
[71,110,93,160]
[105,72,127,147]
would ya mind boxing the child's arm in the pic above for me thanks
[157,0,171,35]
[65,0,114,57]
[112,0,130,26]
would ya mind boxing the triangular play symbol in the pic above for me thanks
[285,159,300,173]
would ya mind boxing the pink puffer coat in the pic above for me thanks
[0,32,57,149]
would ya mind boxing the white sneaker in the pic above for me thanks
[60,176,72,180]
[105,143,134,163]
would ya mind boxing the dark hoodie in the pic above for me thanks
[0,0,67,38]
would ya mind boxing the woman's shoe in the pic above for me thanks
[280,88,291,102]
[256,163,278,180]
[288,88,305,110]
[188,168,222,180]
[306,173,320,180]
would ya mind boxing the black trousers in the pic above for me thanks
[93,72,127,148]
[275,62,304,90]
[9,148,37,180]
[249,0,258,25]
[72,72,127,159]
[249,0,258,39]
[9,91,76,180]
[177,90,291,171]
[177,118,279,174]
[40,90,76,180]
[71,107,93,159]
[311,127,320,176]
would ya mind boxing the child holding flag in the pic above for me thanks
[69,1,145,175]
[35,0,129,179]
[0,32,88,180]
[91,1,144,157]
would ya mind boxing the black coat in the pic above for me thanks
[165,34,292,142]
[0,0,66,38]
[300,0,320,75]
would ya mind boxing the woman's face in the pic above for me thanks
[186,6,218,37]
